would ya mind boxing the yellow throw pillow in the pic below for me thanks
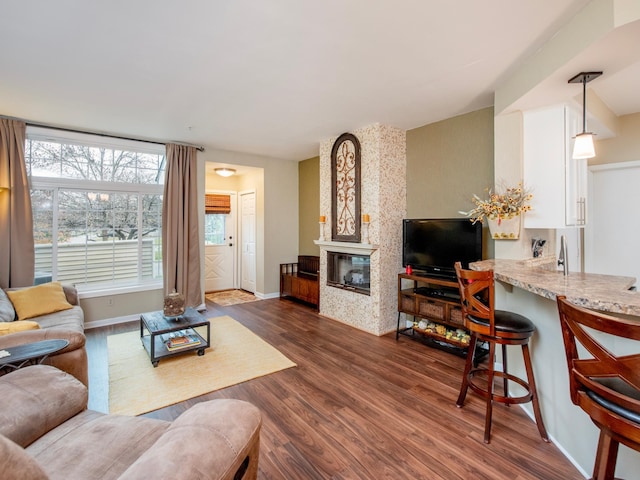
[0,320,40,336]
[6,282,73,320]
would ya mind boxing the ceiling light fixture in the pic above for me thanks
[214,168,236,177]
[568,71,602,159]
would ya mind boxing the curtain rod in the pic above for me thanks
[16,118,205,152]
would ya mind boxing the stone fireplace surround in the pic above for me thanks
[317,124,406,336]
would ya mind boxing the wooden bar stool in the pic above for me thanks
[454,262,549,444]
[557,296,640,480]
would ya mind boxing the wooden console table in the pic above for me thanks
[280,255,319,308]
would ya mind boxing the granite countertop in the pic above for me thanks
[470,258,640,317]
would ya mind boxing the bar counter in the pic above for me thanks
[469,257,639,478]
[470,257,639,315]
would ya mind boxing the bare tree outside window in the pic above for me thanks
[26,136,165,288]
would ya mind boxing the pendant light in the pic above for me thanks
[568,71,602,159]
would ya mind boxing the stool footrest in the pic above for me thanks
[467,368,533,405]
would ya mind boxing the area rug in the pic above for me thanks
[205,289,260,306]
[107,315,295,416]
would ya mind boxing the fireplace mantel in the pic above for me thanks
[314,240,378,255]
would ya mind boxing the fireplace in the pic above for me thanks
[327,251,371,295]
[318,124,406,335]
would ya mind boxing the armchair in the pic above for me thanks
[0,365,262,480]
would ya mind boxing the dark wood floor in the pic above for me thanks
[86,298,583,480]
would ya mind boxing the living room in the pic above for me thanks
[2,1,640,479]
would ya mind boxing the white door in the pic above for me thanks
[585,161,640,284]
[204,193,236,292]
[239,191,256,293]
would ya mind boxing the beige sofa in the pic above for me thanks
[0,285,87,386]
[0,365,262,480]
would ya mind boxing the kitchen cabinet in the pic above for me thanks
[523,104,587,228]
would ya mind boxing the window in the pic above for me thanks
[26,127,165,293]
[204,194,230,246]
[204,214,226,245]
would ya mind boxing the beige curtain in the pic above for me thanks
[162,144,202,307]
[0,119,34,288]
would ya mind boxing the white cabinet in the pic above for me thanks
[523,104,588,228]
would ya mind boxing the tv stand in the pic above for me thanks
[412,286,460,300]
[396,272,486,360]
[411,270,457,282]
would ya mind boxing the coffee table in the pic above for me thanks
[140,307,210,367]
[0,339,69,375]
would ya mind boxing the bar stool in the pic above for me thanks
[454,262,549,444]
[557,296,640,480]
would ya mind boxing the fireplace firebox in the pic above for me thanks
[327,251,371,295]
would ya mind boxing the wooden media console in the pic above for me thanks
[280,255,320,308]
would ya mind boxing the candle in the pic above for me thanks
[319,215,326,223]
[363,214,370,223]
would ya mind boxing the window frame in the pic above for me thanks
[26,127,165,297]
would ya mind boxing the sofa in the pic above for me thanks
[0,365,262,480]
[0,282,87,386]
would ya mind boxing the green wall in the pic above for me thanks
[298,156,320,256]
[406,107,495,259]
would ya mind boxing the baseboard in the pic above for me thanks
[85,314,139,330]
[85,293,278,329]
[256,291,279,300]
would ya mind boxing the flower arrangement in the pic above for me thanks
[460,182,533,225]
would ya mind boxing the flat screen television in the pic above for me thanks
[402,218,483,280]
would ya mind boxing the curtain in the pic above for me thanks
[162,144,202,307]
[0,119,34,288]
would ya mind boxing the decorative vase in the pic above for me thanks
[163,290,185,318]
[487,214,521,240]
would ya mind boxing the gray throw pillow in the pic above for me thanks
[0,289,16,322]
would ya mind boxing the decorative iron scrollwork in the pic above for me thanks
[331,133,361,242]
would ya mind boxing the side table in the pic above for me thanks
[140,307,210,367]
[0,339,69,375]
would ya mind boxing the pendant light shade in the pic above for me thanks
[572,132,596,159]
[568,71,602,160]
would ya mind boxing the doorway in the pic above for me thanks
[204,192,237,292]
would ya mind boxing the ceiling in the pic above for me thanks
[2,0,637,161]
